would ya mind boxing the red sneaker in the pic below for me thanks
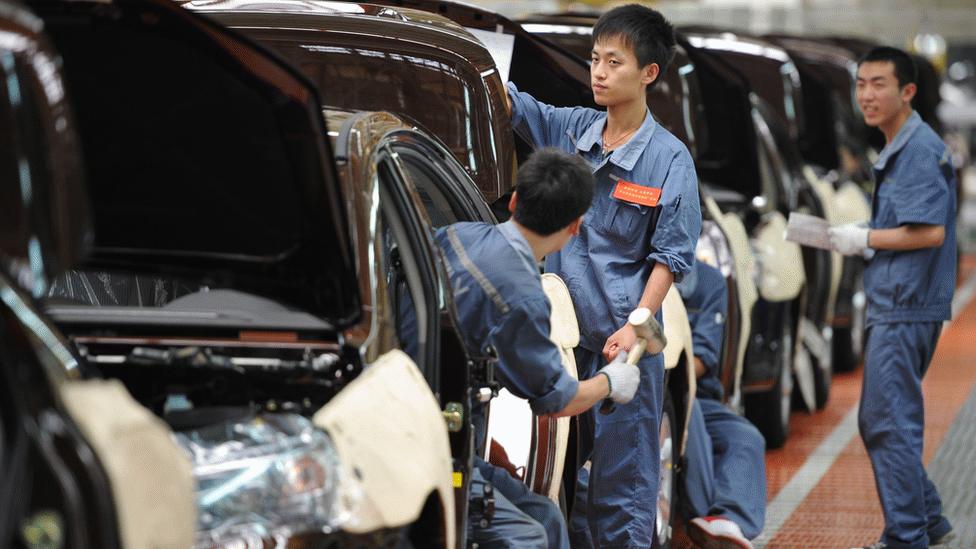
[688,516,754,549]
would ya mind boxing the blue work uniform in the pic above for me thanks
[436,220,579,549]
[678,262,766,540]
[508,82,702,548]
[860,111,956,549]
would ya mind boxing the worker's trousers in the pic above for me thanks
[469,458,570,549]
[569,348,664,548]
[859,322,952,549]
[682,397,766,539]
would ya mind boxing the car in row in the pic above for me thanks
[0,0,506,545]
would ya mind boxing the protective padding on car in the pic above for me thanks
[662,285,695,372]
[540,273,579,502]
[753,211,806,302]
[663,285,698,458]
[59,379,195,549]
[705,195,759,395]
[806,169,844,320]
[313,350,454,546]
[831,181,872,226]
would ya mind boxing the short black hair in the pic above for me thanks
[592,4,676,87]
[513,148,594,236]
[859,46,918,88]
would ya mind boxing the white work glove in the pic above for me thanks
[828,222,871,257]
[598,353,640,404]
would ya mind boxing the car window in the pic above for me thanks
[264,38,498,196]
[376,160,434,374]
[398,155,462,228]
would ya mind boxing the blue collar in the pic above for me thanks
[575,109,658,171]
[874,110,922,172]
[497,221,538,274]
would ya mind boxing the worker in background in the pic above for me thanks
[505,5,702,546]
[678,261,766,549]
[436,148,642,549]
[829,46,956,549]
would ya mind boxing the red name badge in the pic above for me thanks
[612,180,661,207]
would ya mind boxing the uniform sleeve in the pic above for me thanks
[489,296,579,416]
[890,145,951,227]
[647,154,702,282]
[685,265,728,375]
[506,81,600,150]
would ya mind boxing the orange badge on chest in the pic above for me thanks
[612,180,661,207]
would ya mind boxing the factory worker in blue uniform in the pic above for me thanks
[506,5,701,547]
[829,47,956,549]
[436,148,642,549]
[678,261,766,549]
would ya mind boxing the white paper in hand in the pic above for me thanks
[785,212,832,250]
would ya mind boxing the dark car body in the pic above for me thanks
[679,28,842,413]
[674,30,810,447]
[185,0,514,205]
[0,2,119,547]
[762,36,869,178]
[3,0,475,546]
[762,35,873,372]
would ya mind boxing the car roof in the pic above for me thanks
[186,0,495,71]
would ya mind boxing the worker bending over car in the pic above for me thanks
[506,5,702,547]
[436,148,641,549]
[678,261,766,549]
[829,46,956,549]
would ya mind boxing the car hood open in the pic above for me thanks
[26,0,361,329]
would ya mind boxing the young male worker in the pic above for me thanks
[437,148,641,549]
[506,5,702,547]
[678,261,765,549]
[829,47,956,549]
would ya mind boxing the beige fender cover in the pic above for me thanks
[662,285,693,372]
[662,286,697,458]
[703,195,759,399]
[313,350,454,545]
[753,211,805,302]
[540,273,580,503]
[59,379,196,549]
[807,171,843,319]
[832,181,872,225]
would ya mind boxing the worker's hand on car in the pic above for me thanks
[602,323,636,362]
[829,222,871,256]
[599,352,640,404]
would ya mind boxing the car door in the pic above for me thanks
[385,132,577,502]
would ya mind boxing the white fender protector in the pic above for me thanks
[540,273,580,503]
[59,379,196,549]
[807,171,844,319]
[703,195,759,400]
[313,350,454,545]
[832,181,872,225]
[662,285,694,372]
[753,211,805,302]
[661,286,697,458]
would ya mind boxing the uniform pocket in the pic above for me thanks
[603,198,649,241]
